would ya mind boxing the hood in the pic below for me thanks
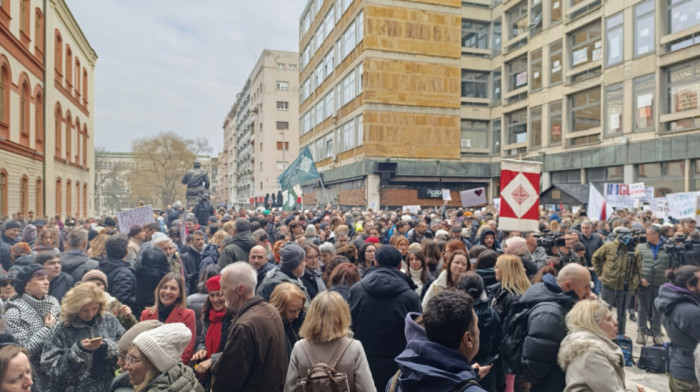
[519,276,578,309]
[12,255,34,268]
[231,231,256,253]
[360,266,415,298]
[655,283,700,315]
[202,243,219,259]
[395,313,477,391]
[60,250,91,272]
[558,329,623,371]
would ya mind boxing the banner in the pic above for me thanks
[629,182,646,198]
[282,188,298,211]
[116,205,155,234]
[498,160,541,231]
[277,146,321,190]
[588,184,613,221]
[604,183,655,205]
[666,192,699,219]
[460,187,487,207]
[402,205,421,214]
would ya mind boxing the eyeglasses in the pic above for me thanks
[124,355,141,365]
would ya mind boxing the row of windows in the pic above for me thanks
[54,178,88,219]
[54,29,89,104]
[308,114,363,162]
[5,2,46,59]
[300,0,354,63]
[55,103,89,166]
[0,172,42,218]
[0,61,44,151]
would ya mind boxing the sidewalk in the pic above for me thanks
[622,315,670,392]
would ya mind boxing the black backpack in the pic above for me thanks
[500,301,534,376]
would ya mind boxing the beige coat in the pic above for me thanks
[557,329,627,392]
[284,336,376,392]
[421,269,448,309]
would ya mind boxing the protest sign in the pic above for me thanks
[499,160,541,232]
[117,205,155,234]
[650,198,669,219]
[442,189,452,201]
[460,187,487,207]
[666,192,699,219]
[402,205,421,214]
[629,182,646,198]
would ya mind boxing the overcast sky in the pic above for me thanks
[64,0,308,155]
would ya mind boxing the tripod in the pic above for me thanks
[612,246,640,335]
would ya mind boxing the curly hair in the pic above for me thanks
[60,282,108,326]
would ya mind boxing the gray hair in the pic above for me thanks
[221,262,257,296]
[647,224,662,236]
[67,228,88,248]
[152,236,173,249]
[319,242,336,255]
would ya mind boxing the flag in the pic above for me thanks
[498,159,542,232]
[277,146,320,190]
[588,183,613,221]
[282,188,298,211]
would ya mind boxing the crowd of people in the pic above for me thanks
[0,202,698,392]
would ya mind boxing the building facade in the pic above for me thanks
[222,49,300,208]
[297,0,700,209]
[0,0,96,220]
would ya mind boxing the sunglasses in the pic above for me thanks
[0,281,13,288]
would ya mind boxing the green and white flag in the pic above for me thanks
[277,146,320,190]
[282,188,298,211]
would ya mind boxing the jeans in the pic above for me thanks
[637,284,662,336]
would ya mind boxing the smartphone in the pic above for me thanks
[90,337,103,342]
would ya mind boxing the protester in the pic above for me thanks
[190,275,229,385]
[187,264,220,349]
[100,234,138,311]
[405,249,434,300]
[134,248,171,316]
[328,262,361,302]
[257,243,310,304]
[180,230,206,295]
[422,249,469,309]
[0,270,16,302]
[269,282,306,359]
[299,242,325,300]
[248,245,274,290]
[111,320,163,392]
[0,343,33,391]
[217,218,256,268]
[82,270,137,330]
[35,251,74,302]
[127,225,145,261]
[60,228,100,282]
[637,225,670,346]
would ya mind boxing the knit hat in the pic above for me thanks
[103,217,117,227]
[117,320,163,355]
[505,237,527,256]
[279,243,305,272]
[3,220,20,231]
[133,323,192,372]
[14,264,45,295]
[376,246,402,267]
[82,269,108,289]
[21,225,37,243]
[206,275,221,292]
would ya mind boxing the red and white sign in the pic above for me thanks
[498,159,542,232]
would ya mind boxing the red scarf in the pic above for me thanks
[205,308,227,357]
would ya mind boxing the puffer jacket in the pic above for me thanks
[100,257,138,311]
[487,282,521,325]
[217,231,256,267]
[592,240,642,292]
[41,313,125,392]
[655,283,700,382]
[637,241,671,287]
[557,329,626,392]
[145,362,204,392]
[473,299,502,392]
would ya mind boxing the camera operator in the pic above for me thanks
[551,231,583,270]
[683,230,700,267]
[637,225,670,345]
[522,231,547,270]
[592,227,642,327]
[193,193,214,227]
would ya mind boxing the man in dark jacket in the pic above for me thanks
[519,263,592,392]
[655,265,700,391]
[218,218,256,267]
[478,230,501,252]
[36,251,74,302]
[211,262,287,392]
[0,220,21,247]
[580,220,603,265]
[180,230,205,295]
[100,234,137,311]
[390,292,486,392]
[249,245,275,291]
[637,225,670,345]
[349,245,422,390]
[256,243,310,304]
[60,228,99,282]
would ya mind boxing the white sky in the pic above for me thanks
[65,0,309,154]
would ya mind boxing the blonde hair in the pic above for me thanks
[89,233,109,258]
[565,299,611,339]
[269,282,306,317]
[129,345,159,392]
[299,291,351,343]
[496,254,531,295]
[334,224,349,236]
[209,230,228,246]
[222,221,234,233]
[60,282,108,326]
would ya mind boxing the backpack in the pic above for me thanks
[387,370,482,392]
[500,301,533,376]
[296,337,353,392]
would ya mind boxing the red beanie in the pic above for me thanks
[206,275,221,292]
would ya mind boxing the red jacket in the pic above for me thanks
[140,306,196,364]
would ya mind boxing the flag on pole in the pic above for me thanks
[498,159,542,232]
[277,146,320,190]
[282,188,298,211]
[588,183,612,221]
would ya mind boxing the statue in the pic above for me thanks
[181,161,210,208]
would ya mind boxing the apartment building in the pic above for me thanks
[297,0,700,208]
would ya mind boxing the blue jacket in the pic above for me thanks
[389,312,486,392]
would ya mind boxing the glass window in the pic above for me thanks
[507,55,528,91]
[276,81,289,90]
[634,0,655,57]
[530,106,542,148]
[606,12,624,67]
[462,20,489,49]
[461,71,489,98]
[634,74,655,131]
[550,40,563,85]
[531,49,542,91]
[507,109,528,144]
[276,121,289,130]
[550,0,562,26]
[492,119,501,155]
[492,69,502,105]
[638,161,685,196]
[570,21,602,68]
[552,169,580,184]
[605,83,623,135]
[460,120,490,150]
[571,87,601,132]
[507,1,528,38]
[276,101,289,110]
[666,61,700,121]
[550,100,562,145]
[531,0,543,36]
[668,0,700,34]
[493,18,502,54]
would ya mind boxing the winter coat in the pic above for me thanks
[217,231,256,267]
[127,238,142,261]
[580,234,604,265]
[299,268,326,300]
[4,294,61,392]
[187,292,207,349]
[557,329,626,392]
[0,242,11,271]
[60,249,100,282]
[330,284,351,302]
[41,313,125,392]
[592,240,642,292]
[100,257,138,311]
[198,243,220,276]
[104,292,137,331]
[180,246,203,294]
[392,312,486,392]
[519,274,578,392]
[421,269,449,309]
[475,268,498,289]
[655,283,700,381]
[144,362,204,392]
[134,253,170,315]
[285,336,376,392]
[638,241,671,287]
[487,282,521,326]
[48,272,74,302]
[210,296,287,392]
[349,265,422,391]
[256,261,275,291]
[523,246,549,271]
[140,306,197,364]
[257,267,311,304]
[473,299,502,391]
[9,254,35,272]
[108,371,132,392]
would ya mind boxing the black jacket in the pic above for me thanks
[100,257,138,312]
[180,246,203,295]
[217,232,256,268]
[60,249,100,282]
[134,254,170,315]
[299,268,325,300]
[473,299,503,392]
[655,283,700,381]
[49,272,74,302]
[198,244,220,276]
[487,282,521,329]
[349,265,422,391]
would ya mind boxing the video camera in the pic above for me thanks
[662,235,693,268]
[616,228,646,252]
[537,231,566,253]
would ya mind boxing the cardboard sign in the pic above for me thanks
[460,187,487,208]
[666,192,699,219]
[629,182,646,198]
[442,189,452,201]
[402,205,421,214]
[116,205,155,234]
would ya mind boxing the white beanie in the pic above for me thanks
[133,323,191,372]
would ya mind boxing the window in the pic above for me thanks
[35,92,43,153]
[55,106,62,155]
[75,182,80,218]
[606,13,624,66]
[634,74,655,131]
[0,66,6,124]
[19,82,29,146]
[276,101,288,110]
[530,0,543,36]
[570,21,602,68]
[638,161,685,196]
[34,9,44,54]
[634,0,655,57]
[570,87,601,145]
[82,69,88,101]
[83,184,87,217]
[65,45,72,86]
[341,20,356,60]
[492,119,501,155]
[65,112,71,160]
[549,40,563,85]
[19,0,28,37]
[289,64,297,70]
[530,106,542,148]
[276,142,290,150]
[277,63,285,69]
[507,1,528,38]
[667,0,700,34]
[276,81,289,90]
[550,0,562,26]
[55,179,61,217]
[666,61,700,131]
[460,120,489,150]
[493,18,502,54]
[605,83,623,135]
[550,100,562,145]
[492,69,502,105]
[54,31,62,76]
[507,55,528,91]
[531,49,542,91]
[276,121,289,130]
[462,20,489,49]
[461,71,488,98]
[507,109,528,144]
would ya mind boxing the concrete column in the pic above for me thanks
[367,174,381,210]
[580,168,586,184]
[541,171,552,191]
[685,158,692,192]
[624,164,635,184]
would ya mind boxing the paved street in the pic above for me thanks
[622,316,670,392]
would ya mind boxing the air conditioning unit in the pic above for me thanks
[460,139,471,148]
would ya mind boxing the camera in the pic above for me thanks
[537,231,566,252]
[663,235,693,268]
[616,228,646,252]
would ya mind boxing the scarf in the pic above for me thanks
[157,304,175,323]
[205,308,227,356]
